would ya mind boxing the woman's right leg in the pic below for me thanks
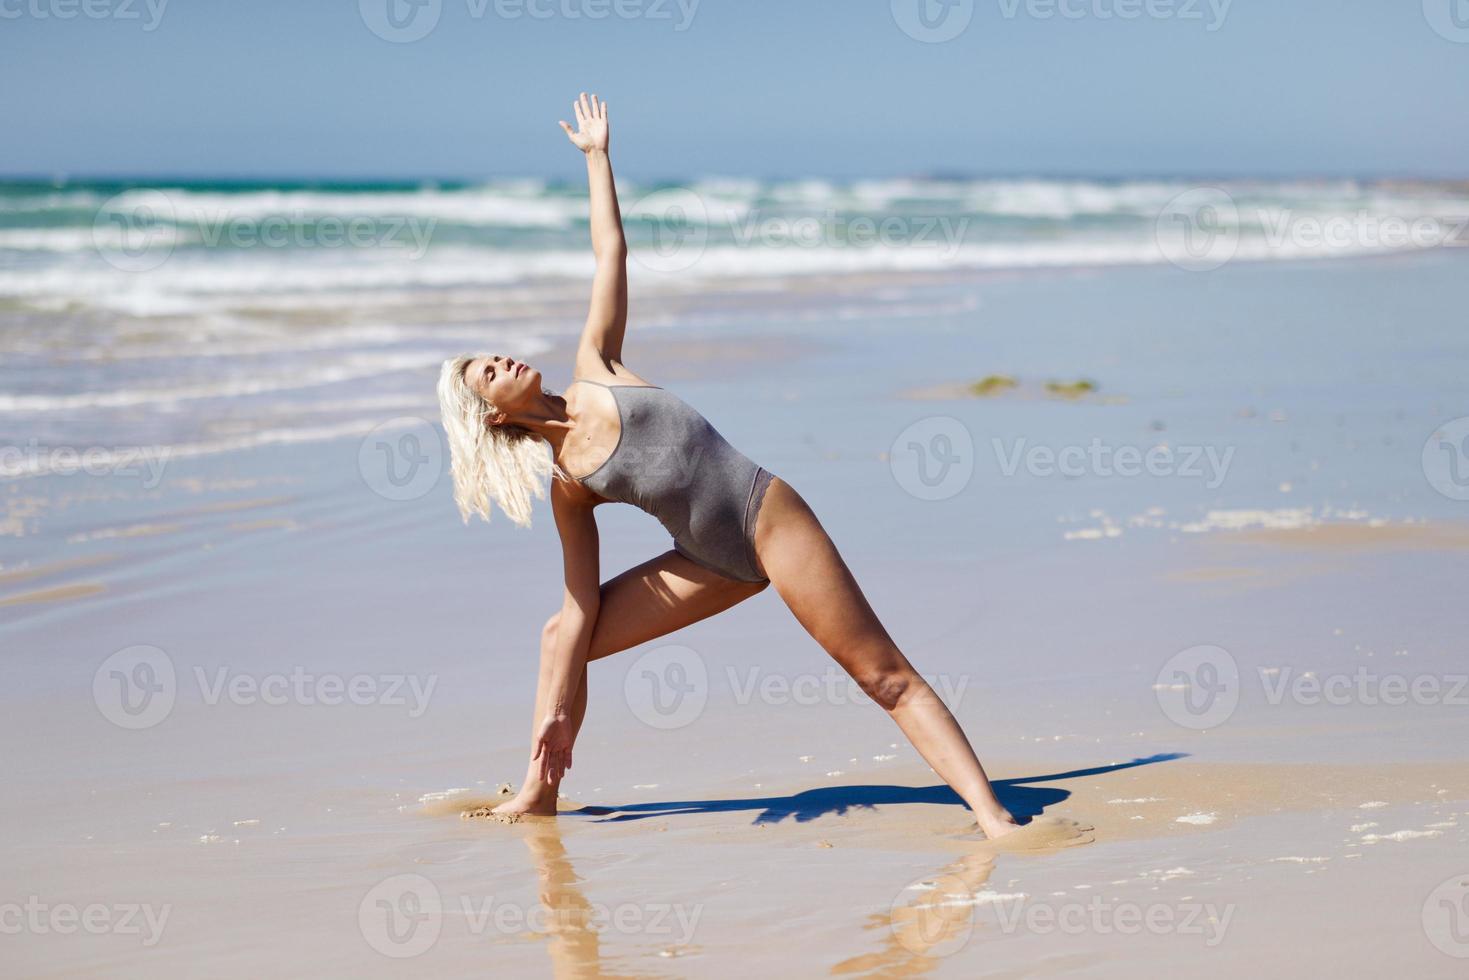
[751,477,1021,840]
[498,548,768,814]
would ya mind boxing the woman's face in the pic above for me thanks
[464,354,540,415]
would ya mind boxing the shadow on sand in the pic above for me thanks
[572,752,1187,825]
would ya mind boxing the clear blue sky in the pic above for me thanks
[2,0,1466,180]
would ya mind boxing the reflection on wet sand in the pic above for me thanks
[832,850,999,977]
[519,820,662,980]
[523,821,610,979]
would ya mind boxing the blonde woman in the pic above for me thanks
[437,93,1021,841]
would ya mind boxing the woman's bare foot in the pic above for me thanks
[490,787,558,818]
[976,810,1023,842]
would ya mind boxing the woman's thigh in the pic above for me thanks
[751,477,905,676]
[581,549,768,662]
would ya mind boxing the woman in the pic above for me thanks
[437,93,1021,841]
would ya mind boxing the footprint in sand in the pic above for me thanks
[461,807,525,824]
[984,816,1096,852]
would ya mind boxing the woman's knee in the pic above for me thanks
[859,671,911,711]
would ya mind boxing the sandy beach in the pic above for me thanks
[4,244,1469,977]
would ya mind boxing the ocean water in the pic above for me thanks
[2,175,1467,476]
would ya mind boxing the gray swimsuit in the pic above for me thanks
[566,379,776,583]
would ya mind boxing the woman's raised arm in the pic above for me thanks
[559,92,628,368]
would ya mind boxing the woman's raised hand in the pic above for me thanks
[558,92,610,154]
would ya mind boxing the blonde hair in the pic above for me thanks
[436,353,571,528]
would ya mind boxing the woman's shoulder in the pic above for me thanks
[570,351,658,389]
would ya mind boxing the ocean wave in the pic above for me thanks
[98,184,588,229]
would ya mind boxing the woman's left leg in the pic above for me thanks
[752,477,1020,840]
